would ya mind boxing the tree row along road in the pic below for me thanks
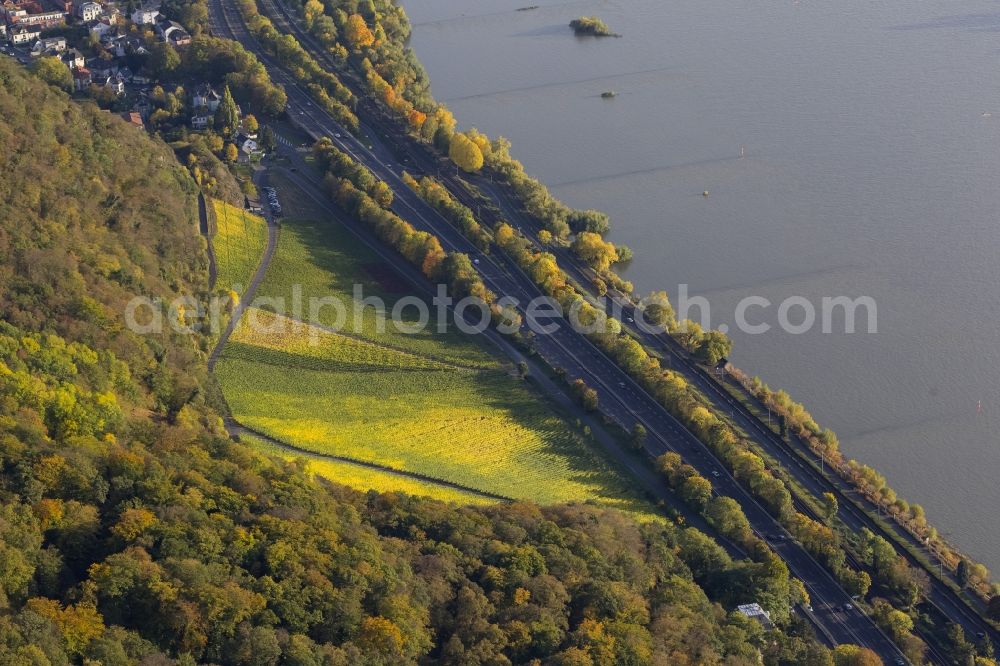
[208,1,910,660]
[248,0,998,651]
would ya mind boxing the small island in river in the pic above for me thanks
[570,16,620,37]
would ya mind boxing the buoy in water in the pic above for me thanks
[702,190,709,197]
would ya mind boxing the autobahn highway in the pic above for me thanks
[206,1,941,660]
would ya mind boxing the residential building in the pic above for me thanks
[9,23,40,43]
[72,66,91,91]
[130,6,157,24]
[29,34,64,56]
[59,47,83,68]
[155,18,190,46]
[76,0,98,20]
[191,114,211,130]
[192,83,221,112]
[120,111,143,128]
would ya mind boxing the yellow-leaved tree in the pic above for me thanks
[345,13,375,50]
[449,132,484,172]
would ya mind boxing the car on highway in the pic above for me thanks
[844,603,853,611]
[711,470,721,478]
[804,604,813,612]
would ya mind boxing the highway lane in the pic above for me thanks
[209,2,913,660]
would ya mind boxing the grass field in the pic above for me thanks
[216,182,659,517]
[241,434,494,505]
[212,199,268,295]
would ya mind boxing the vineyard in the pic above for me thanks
[241,434,494,505]
[254,215,497,368]
[217,353,654,513]
[215,211,657,517]
[211,198,268,294]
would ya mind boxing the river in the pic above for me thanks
[407,0,1000,570]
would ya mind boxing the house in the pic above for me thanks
[9,24,40,43]
[100,5,120,23]
[130,6,158,24]
[76,0,98,20]
[86,56,114,78]
[192,83,221,112]
[87,17,113,38]
[99,75,124,95]
[30,35,64,56]
[5,2,65,28]
[736,603,774,630]
[240,137,258,155]
[155,18,190,46]
[45,0,70,12]
[191,114,211,130]
[120,111,143,128]
[72,66,91,91]
[59,47,83,68]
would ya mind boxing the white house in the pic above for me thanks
[10,24,40,44]
[192,83,221,112]
[88,18,113,38]
[155,18,190,46]
[77,1,98,20]
[130,7,158,24]
[191,114,211,130]
[60,47,84,69]
[30,35,65,56]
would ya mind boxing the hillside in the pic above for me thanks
[0,59,846,664]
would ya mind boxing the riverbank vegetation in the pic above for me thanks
[235,0,359,132]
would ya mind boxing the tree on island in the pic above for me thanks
[570,16,619,37]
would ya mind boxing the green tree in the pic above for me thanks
[629,423,647,452]
[821,492,839,525]
[957,559,971,588]
[31,57,73,91]
[214,85,240,138]
[148,42,180,78]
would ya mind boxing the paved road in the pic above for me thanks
[208,2,923,660]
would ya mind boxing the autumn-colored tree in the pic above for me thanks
[243,113,259,134]
[448,132,484,172]
[302,0,324,28]
[224,143,239,162]
[572,231,618,272]
[344,13,375,50]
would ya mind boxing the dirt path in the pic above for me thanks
[198,192,218,289]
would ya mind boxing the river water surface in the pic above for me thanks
[408,0,1000,570]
